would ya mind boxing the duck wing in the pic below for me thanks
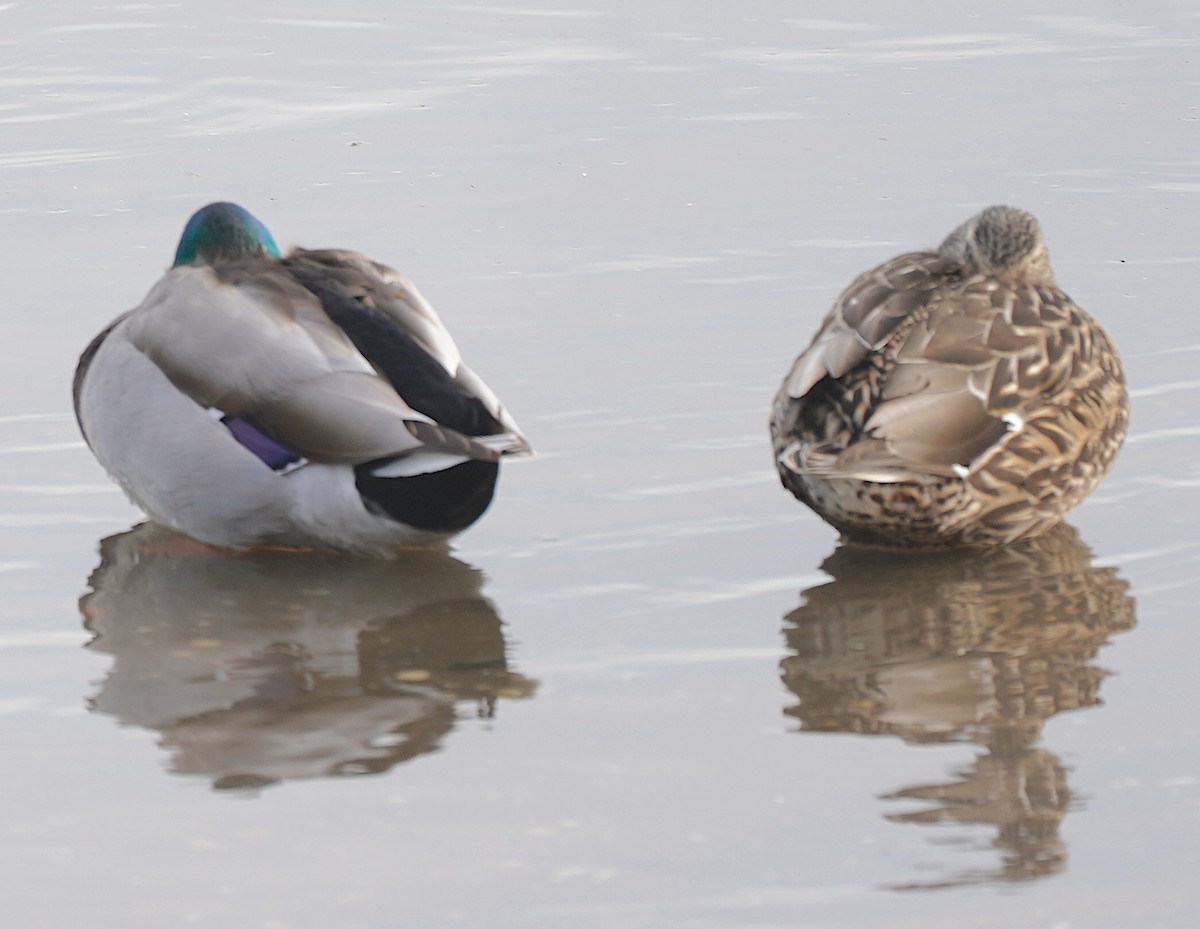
[777,250,1087,480]
[779,251,955,401]
[788,277,1073,481]
[282,248,530,455]
[859,282,1054,476]
[125,262,507,467]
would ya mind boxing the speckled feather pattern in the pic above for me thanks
[770,207,1128,548]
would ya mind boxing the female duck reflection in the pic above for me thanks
[79,524,537,791]
[780,523,1134,888]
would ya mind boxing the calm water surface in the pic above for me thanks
[2,1,1198,926]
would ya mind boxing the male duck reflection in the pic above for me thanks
[770,206,1127,548]
[81,523,537,789]
[74,202,530,554]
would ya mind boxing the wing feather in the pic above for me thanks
[776,254,1083,480]
[283,248,530,452]
[862,284,1068,473]
[125,264,504,467]
[780,251,953,400]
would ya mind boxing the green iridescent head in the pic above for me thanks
[172,202,281,267]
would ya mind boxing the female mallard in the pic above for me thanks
[770,206,1127,548]
[74,202,531,555]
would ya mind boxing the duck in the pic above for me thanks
[769,205,1128,549]
[74,202,531,555]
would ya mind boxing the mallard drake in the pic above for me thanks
[770,205,1127,548]
[74,202,531,554]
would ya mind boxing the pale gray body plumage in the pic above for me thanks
[75,206,529,555]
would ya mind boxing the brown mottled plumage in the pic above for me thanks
[770,206,1127,548]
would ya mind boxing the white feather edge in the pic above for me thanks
[369,432,531,478]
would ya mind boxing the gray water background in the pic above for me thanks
[2,2,1199,926]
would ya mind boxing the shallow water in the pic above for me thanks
[3,1,1199,926]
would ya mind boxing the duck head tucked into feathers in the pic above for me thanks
[770,205,1127,549]
[173,201,282,266]
[938,205,1054,285]
[74,202,531,555]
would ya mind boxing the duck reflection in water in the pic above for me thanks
[780,523,1134,888]
[80,524,537,791]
